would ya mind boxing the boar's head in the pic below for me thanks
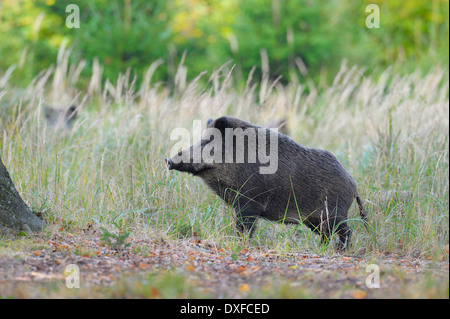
[165,118,223,176]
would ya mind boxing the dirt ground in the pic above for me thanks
[0,228,448,299]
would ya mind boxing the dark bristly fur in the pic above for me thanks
[44,105,78,129]
[166,116,368,250]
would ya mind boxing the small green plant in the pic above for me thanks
[100,221,132,251]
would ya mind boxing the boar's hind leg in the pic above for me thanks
[336,222,351,251]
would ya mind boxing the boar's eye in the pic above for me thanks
[202,134,215,143]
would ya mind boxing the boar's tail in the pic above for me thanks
[356,194,369,231]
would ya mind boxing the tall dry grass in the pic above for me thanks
[0,44,448,257]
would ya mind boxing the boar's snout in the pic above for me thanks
[165,158,174,170]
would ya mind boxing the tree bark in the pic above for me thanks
[0,156,45,235]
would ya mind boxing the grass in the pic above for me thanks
[0,45,448,298]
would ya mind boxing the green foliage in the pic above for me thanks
[36,0,173,85]
[100,221,131,251]
[0,0,62,85]
[349,0,450,74]
[227,0,348,82]
[0,0,448,88]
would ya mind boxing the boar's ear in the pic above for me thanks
[207,118,213,126]
[213,116,228,132]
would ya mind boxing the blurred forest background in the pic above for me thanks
[0,0,449,89]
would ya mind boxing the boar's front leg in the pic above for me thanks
[237,215,258,238]
[234,200,262,238]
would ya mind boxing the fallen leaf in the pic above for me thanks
[186,265,195,271]
[239,283,250,292]
[150,287,161,298]
[237,266,246,272]
[350,289,367,299]
[342,257,351,261]
[250,266,261,272]
[33,250,41,256]
[139,262,147,269]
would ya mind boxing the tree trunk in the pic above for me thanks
[0,156,45,235]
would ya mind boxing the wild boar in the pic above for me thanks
[166,116,367,250]
[44,105,77,129]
